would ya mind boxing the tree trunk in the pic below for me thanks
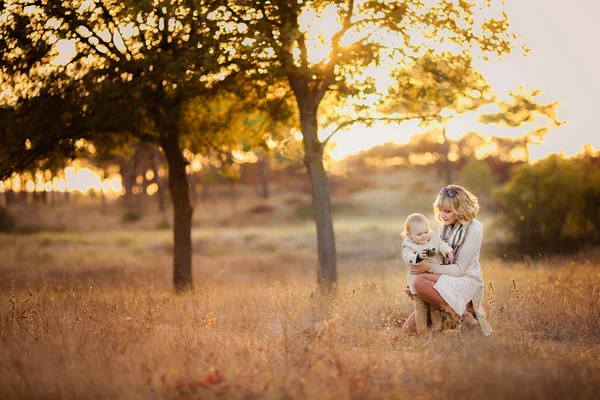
[300,106,337,290]
[151,146,167,213]
[50,170,56,205]
[100,180,107,215]
[230,178,237,214]
[5,190,13,207]
[445,161,452,185]
[524,142,530,164]
[440,127,452,185]
[161,130,194,292]
[188,172,197,205]
[120,158,137,211]
[19,175,28,203]
[258,155,270,199]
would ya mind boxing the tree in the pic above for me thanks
[478,86,565,163]
[459,156,494,198]
[456,131,487,160]
[0,0,265,291]
[386,52,494,184]
[495,155,600,253]
[183,89,294,202]
[225,0,520,289]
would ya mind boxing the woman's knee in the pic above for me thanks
[413,276,431,295]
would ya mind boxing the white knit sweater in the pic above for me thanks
[430,220,484,280]
[429,220,493,336]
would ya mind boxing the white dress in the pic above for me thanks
[429,220,493,336]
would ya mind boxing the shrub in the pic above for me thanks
[495,155,600,254]
[0,207,15,232]
[155,219,171,230]
[458,157,495,198]
[294,200,365,220]
[122,211,142,223]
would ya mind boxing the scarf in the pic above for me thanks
[440,222,470,262]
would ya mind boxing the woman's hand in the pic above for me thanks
[410,261,432,275]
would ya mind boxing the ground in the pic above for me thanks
[1,167,599,399]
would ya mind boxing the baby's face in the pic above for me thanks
[408,222,430,245]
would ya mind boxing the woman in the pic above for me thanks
[401,185,492,336]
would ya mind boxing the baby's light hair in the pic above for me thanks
[401,213,431,237]
[433,184,479,226]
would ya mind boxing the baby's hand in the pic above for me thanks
[418,250,428,260]
[446,252,453,261]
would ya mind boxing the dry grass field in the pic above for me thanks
[1,168,599,399]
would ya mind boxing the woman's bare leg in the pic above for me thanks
[419,274,441,283]
[462,301,478,325]
[413,275,457,316]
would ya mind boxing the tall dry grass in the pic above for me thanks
[1,229,599,400]
[1,169,598,399]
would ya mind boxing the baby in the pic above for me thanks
[402,213,454,334]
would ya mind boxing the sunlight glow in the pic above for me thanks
[326,120,427,161]
[298,5,343,64]
[102,181,111,193]
[146,183,158,196]
[65,167,103,193]
[475,142,498,159]
[511,148,526,161]
[109,176,122,193]
[54,179,67,192]
[10,178,20,193]
[232,149,258,163]
[52,40,76,66]
[190,158,203,172]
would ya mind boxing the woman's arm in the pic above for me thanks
[428,221,483,277]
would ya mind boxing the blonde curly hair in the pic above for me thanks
[433,185,479,226]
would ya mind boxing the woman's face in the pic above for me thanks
[439,208,458,226]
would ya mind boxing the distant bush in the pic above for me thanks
[155,219,171,230]
[495,155,600,254]
[295,200,365,220]
[249,204,275,214]
[459,157,495,198]
[122,211,142,223]
[0,207,15,232]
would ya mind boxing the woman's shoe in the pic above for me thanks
[461,312,480,330]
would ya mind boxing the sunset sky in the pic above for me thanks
[327,0,600,161]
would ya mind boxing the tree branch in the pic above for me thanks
[315,0,355,104]
[57,3,123,62]
[95,0,134,60]
[322,113,440,147]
